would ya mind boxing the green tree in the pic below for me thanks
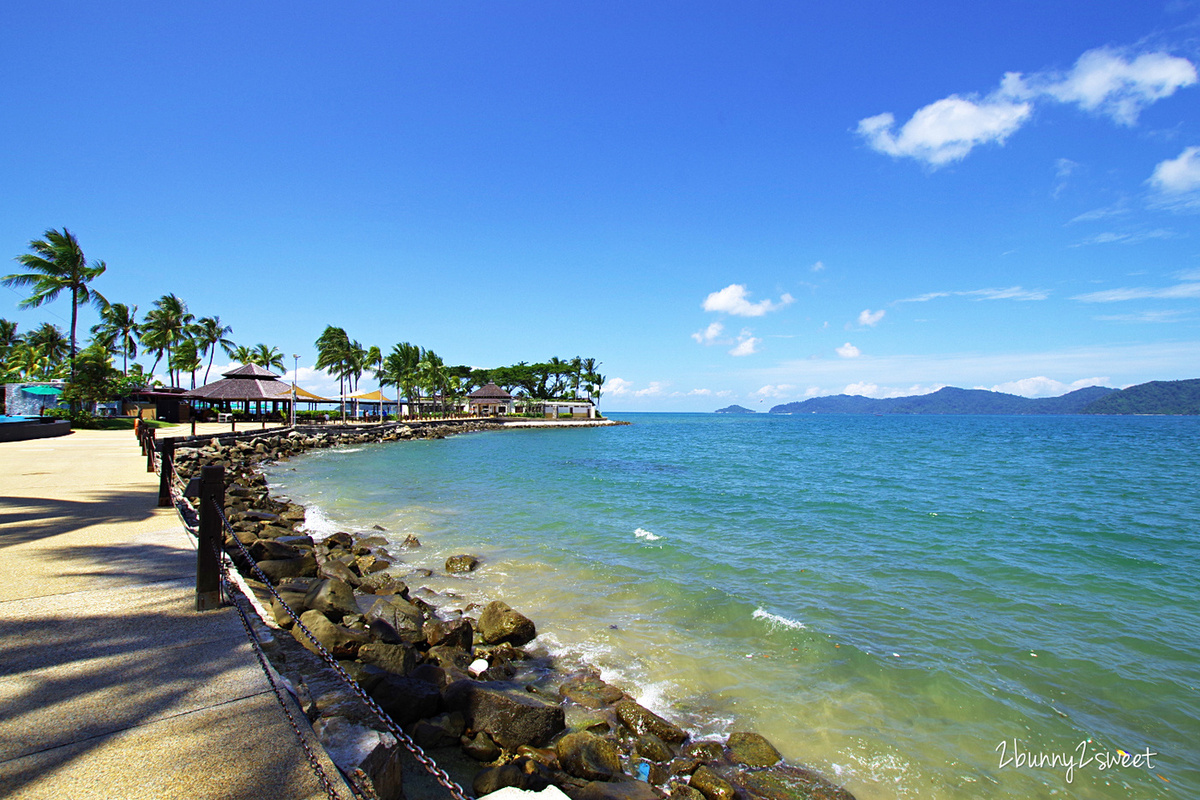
[229,344,254,366]
[383,342,423,418]
[4,228,108,386]
[315,326,353,421]
[250,343,285,373]
[194,316,235,384]
[91,303,139,376]
[171,338,202,389]
[26,322,70,366]
[141,294,193,386]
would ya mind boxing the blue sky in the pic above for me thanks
[2,1,1198,411]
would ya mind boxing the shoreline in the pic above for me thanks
[176,419,857,800]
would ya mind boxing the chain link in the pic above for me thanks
[211,498,473,800]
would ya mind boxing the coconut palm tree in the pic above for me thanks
[193,316,235,384]
[170,338,202,389]
[418,350,447,415]
[4,228,108,385]
[229,344,254,366]
[250,343,285,373]
[26,323,70,367]
[141,294,193,386]
[364,345,386,421]
[384,342,423,418]
[91,303,140,376]
[315,326,353,422]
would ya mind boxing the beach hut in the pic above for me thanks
[467,383,514,416]
[185,364,293,421]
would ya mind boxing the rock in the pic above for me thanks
[443,679,566,750]
[472,762,548,795]
[690,766,736,800]
[358,574,409,596]
[256,554,317,583]
[682,742,724,762]
[445,554,479,574]
[410,712,465,748]
[294,609,372,657]
[670,783,706,800]
[325,531,354,550]
[258,524,296,539]
[251,539,301,561]
[368,674,441,726]
[359,594,424,634]
[636,734,674,763]
[614,700,687,744]
[424,618,474,650]
[320,559,360,585]
[726,732,782,768]
[402,534,421,548]
[577,779,663,800]
[304,578,360,620]
[462,730,502,762]
[729,765,858,800]
[358,642,418,676]
[556,732,623,781]
[477,601,537,646]
[425,645,475,672]
[312,716,402,800]
[560,672,626,709]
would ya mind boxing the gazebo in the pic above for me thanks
[185,364,293,421]
[348,389,395,420]
[468,382,514,416]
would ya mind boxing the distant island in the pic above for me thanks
[767,379,1200,416]
[715,404,756,414]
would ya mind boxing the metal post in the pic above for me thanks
[196,465,224,611]
[146,429,157,472]
[158,438,174,507]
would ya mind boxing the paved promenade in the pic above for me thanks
[0,425,347,799]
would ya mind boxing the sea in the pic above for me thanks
[264,413,1199,799]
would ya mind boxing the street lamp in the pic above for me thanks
[291,354,299,427]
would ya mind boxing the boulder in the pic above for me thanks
[560,672,626,709]
[424,618,474,650]
[320,559,360,586]
[250,539,300,561]
[445,554,479,574]
[614,701,687,744]
[669,783,706,800]
[472,762,548,796]
[556,732,623,781]
[477,601,537,646]
[256,554,317,583]
[410,712,465,749]
[462,730,502,762]
[682,742,724,762]
[360,594,424,634]
[358,642,418,676]
[424,645,474,672]
[728,765,857,800]
[443,679,566,750]
[368,674,441,726]
[293,609,371,658]
[358,574,409,596]
[313,716,403,800]
[726,732,782,768]
[690,766,736,800]
[635,734,674,763]
[304,578,360,620]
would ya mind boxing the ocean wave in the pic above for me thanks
[634,527,662,541]
[752,607,806,630]
[333,447,364,453]
[302,505,344,539]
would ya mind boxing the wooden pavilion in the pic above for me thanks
[184,364,294,421]
[467,382,514,416]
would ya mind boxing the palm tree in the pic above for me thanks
[171,338,202,389]
[364,345,385,421]
[384,342,423,418]
[229,344,255,366]
[194,316,235,384]
[250,343,285,373]
[592,373,606,410]
[91,303,139,376]
[4,228,108,385]
[26,322,70,366]
[141,294,192,386]
[418,350,447,415]
[315,326,353,422]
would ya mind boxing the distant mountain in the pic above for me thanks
[1080,379,1200,415]
[769,385,1119,415]
[715,404,756,414]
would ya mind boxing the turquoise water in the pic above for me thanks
[267,414,1199,799]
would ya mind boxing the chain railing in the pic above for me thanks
[141,428,472,800]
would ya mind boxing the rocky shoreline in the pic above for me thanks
[170,420,855,800]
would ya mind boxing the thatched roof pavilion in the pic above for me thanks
[186,364,292,403]
[467,382,513,416]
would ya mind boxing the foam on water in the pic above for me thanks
[301,504,343,539]
[634,527,661,541]
[752,607,807,630]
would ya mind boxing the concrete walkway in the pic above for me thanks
[0,426,350,799]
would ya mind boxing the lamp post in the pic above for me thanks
[291,354,299,427]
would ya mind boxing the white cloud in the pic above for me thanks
[859,47,1197,166]
[1094,310,1190,323]
[691,321,725,345]
[857,97,1031,166]
[1069,203,1130,223]
[687,388,713,396]
[1072,281,1200,302]
[836,342,861,358]
[634,382,667,398]
[811,261,826,272]
[606,377,633,396]
[1006,48,1198,125]
[1148,146,1200,199]
[898,286,1048,303]
[1070,229,1175,246]
[730,330,761,357]
[702,284,795,317]
[858,309,886,327]
[840,382,945,399]
[986,376,1110,397]
[753,384,795,399]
